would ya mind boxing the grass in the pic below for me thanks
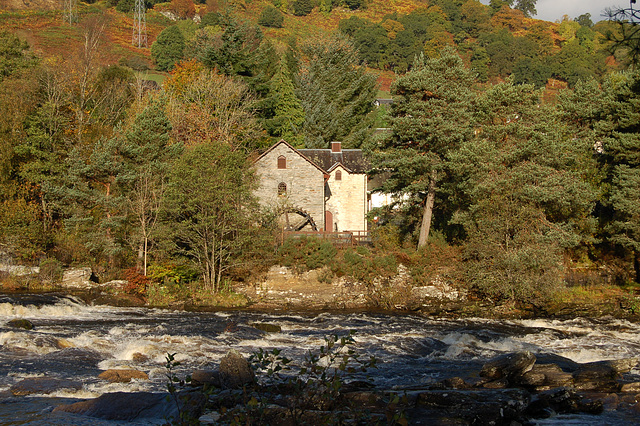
[552,284,626,305]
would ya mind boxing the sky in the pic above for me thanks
[533,0,621,23]
[480,1,622,23]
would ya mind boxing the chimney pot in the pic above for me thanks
[331,141,341,153]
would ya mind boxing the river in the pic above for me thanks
[0,293,639,425]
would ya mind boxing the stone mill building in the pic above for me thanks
[254,139,369,233]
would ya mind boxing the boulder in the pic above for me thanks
[621,382,640,392]
[519,364,574,390]
[53,390,206,421]
[525,388,603,419]
[61,267,95,289]
[573,358,638,391]
[10,377,82,396]
[480,351,536,381]
[219,350,254,389]
[132,352,148,363]
[412,389,530,424]
[98,369,149,383]
[7,319,33,330]
[191,369,221,387]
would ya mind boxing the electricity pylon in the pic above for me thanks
[132,0,148,48]
[63,0,78,24]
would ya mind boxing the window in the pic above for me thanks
[277,155,286,169]
[335,170,342,181]
[278,182,287,196]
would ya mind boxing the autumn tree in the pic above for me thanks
[165,65,262,150]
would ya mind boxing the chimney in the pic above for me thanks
[331,141,342,153]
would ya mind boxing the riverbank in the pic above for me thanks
[2,263,639,321]
[1,297,640,425]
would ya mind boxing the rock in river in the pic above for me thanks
[10,377,82,396]
[98,369,149,383]
[53,391,206,421]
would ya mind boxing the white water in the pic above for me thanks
[0,294,639,424]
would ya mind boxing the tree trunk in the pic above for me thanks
[143,237,148,277]
[137,243,144,273]
[635,250,640,284]
[417,172,437,249]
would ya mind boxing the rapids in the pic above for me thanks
[0,293,639,425]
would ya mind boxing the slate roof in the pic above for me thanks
[298,149,369,174]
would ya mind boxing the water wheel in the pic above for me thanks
[276,207,318,232]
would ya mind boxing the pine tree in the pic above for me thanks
[371,48,475,248]
[267,57,304,146]
[121,98,181,275]
[596,71,640,282]
[297,34,377,148]
[151,25,185,72]
[449,78,596,303]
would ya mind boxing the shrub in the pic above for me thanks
[292,0,313,16]
[116,0,134,12]
[258,6,284,28]
[39,258,63,285]
[123,267,150,296]
[277,237,337,273]
[151,25,185,71]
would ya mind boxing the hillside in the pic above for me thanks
[0,0,616,94]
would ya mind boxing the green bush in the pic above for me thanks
[277,237,337,273]
[116,0,135,12]
[292,0,314,16]
[338,248,397,284]
[258,6,284,28]
[150,25,185,72]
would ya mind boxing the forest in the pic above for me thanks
[0,0,639,308]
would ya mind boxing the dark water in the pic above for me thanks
[1,293,639,424]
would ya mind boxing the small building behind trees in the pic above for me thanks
[254,139,369,233]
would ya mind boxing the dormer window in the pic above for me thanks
[277,155,286,169]
[278,182,287,196]
[335,170,342,181]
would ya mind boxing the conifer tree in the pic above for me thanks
[267,57,304,146]
[151,25,185,72]
[121,98,181,275]
[371,48,475,247]
[450,78,596,303]
[594,71,640,282]
[297,34,377,149]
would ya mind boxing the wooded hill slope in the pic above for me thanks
[0,0,619,93]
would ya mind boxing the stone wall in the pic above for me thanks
[254,142,326,230]
[325,166,368,231]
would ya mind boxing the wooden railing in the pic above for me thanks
[282,230,371,247]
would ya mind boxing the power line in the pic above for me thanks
[132,0,148,48]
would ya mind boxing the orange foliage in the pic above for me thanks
[490,5,525,32]
[124,267,150,296]
[169,0,197,19]
[381,19,404,40]
[164,59,205,96]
